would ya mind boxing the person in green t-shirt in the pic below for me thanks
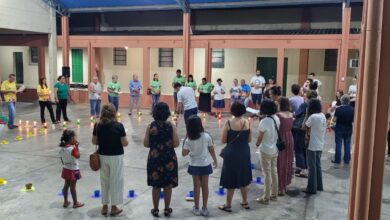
[185,74,197,91]
[197,77,214,113]
[172,69,185,111]
[107,75,121,111]
[149,73,161,111]
[54,75,70,122]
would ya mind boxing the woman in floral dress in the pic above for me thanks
[144,102,180,217]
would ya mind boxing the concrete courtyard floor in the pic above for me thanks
[0,103,389,220]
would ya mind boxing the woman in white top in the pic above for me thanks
[348,75,357,107]
[182,115,217,217]
[212,78,226,117]
[89,76,102,118]
[303,98,326,194]
[229,78,241,106]
[256,99,280,204]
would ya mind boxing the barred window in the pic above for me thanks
[159,48,174,67]
[30,47,38,64]
[113,48,127,66]
[212,49,224,68]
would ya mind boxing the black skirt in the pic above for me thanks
[199,93,211,112]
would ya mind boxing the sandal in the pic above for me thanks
[218,204,232,212]
[110,208,123,216]
[101,207,108,216]
[150,209,159,217]
[164,208,173,217]
[63,201,70,208]
[270,195,278,201]
[256,197,269,204]
[295,173,308,178]
[240,202,250,209]
[73,202,84,209]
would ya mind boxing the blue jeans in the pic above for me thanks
[7,102,15,126]
[151,94,160,110]
[108,96,119,111]
[334,130,352,164]
[90,99,101,116]
[306,150,323,194]
[184,107,198,125]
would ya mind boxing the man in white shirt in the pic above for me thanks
[348,75,357,107]
[250,69,266,109]
[174,83,198,125]
[308,72,322,92]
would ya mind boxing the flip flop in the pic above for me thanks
[295,173,308,178]
[63,201,71,208]
[73,202,84,209]
[218,204,232,212]
[240,202,250,209]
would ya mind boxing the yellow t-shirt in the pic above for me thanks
[37,85,51,101]
[1,80,17,102]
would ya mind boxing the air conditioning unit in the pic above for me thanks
[349,59,359,68]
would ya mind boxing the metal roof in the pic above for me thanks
[52,0,363,13]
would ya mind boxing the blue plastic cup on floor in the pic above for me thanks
[256,176,262,183]
[251,163,256,169]
[94,190,100,197]
[129,190,135,198]
[219,187,224,194]
[189,191,194,197]
[160,191,164,198]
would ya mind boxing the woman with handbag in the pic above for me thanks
[255,99,280,204]
[218,102,252,212]
[92,104,128,216]
[276,97,294,196]
[149,73,161,112]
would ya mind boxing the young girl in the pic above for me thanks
[182,115,217,216]
[59,130,84,208]
[212,78,226,117]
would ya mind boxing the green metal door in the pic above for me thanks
[71,49,83,83]
[14,52,24,84]
[256,57,288,96]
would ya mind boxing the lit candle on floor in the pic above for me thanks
[76,119,80,125]
[33,121,37,128]
[90,116,94,122]
[117,113,121,118]
[26,120,29,127]
[19,120,22,126]
[43,123,47,129]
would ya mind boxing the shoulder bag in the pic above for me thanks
[219,120,246,158]
[89,124,100,171]
[268,116,286,152]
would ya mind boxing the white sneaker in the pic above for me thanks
[192,207,201,216]
[201,208,209,216]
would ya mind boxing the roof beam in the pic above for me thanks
[42,0,68,16]
[175,0,190,13]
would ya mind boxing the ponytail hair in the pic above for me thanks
[59,130,76,147]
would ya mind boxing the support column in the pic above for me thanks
[182,13,191,75]
[48,7,57,88]
[336,3,351,91]
[205,42,211,81]
[37,46,45,79]
[142,47,151,108]
[276,48,285,87]
[88,42,95,82]
[61,16,70,67]
[348,0,390,220]
[298,49,309,86]
[189,48,195,75]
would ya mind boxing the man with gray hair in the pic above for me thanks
[128,74,142,115]
[332,94,355,165]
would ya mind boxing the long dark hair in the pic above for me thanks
[186,115,204,140]
[60,130,76,147]
[153,73,158,81]
[307,98,322,116]
[335,90,344,106]
[187,75,194,82]
[39,77,47,89]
